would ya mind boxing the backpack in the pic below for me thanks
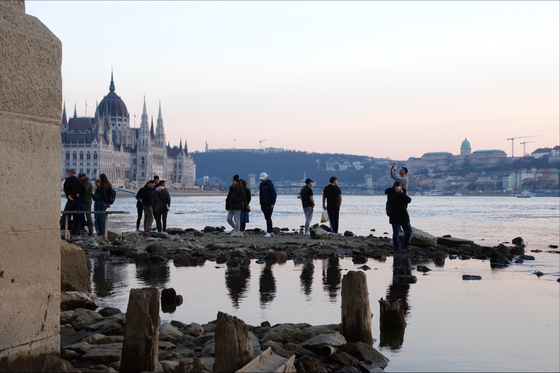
[107,188,116,205]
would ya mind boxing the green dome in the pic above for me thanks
[461,138,471,148]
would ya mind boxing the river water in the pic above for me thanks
[66,195,560,372]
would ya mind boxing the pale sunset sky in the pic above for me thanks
[27,1,559,160]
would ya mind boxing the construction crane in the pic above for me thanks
[520,141,535,157]
[506,135,539,158]
[259,139,266,149]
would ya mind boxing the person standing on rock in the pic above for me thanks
[93,173,114,236]
[63,169,86,236]
[259,172,277,237]
[154,180,171,233]
[385,180,413,252]
[141,180,156,234]
[240,179,251,232]
[322,176,342,236]
[79,172,94,236]
[390,163,409,192]
[300,178,315,236]
[135,184,144,231]
[226,175,246,232]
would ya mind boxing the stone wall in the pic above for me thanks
[0,0,62,369]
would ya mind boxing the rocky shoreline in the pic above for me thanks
[55,225,559,373]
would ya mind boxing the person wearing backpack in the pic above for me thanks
[93,173,114,236]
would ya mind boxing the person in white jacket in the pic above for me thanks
[390,163,409,193]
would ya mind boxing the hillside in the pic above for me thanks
[190,150,393,187]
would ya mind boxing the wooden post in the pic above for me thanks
[213,311,254,372]
[104,214,109,238]
[341,271,373,344]
[120,288,160,373]
[379,298,406,327]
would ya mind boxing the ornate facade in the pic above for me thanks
[60,72,196,188]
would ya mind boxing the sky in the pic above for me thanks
[26,1,559,160]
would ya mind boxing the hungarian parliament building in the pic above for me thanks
[60,72,196,188]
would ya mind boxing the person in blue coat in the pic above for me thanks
[259,172,277,237]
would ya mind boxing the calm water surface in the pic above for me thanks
[68,195,560,372]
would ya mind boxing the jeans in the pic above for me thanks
[95,200,107,235]
[227,210,241,231]
[143,206,154,232]
[154,210,168,232]
[392,222,412,251]
[303,207,313,233]
[327,206,340,233]
[261,206,274,233]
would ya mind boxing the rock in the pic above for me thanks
[106,229,121,241]
[260,340,291,359]
[405,227,437,247]
[158,341,177,351]
[32,353,80,373]
[64,341,94,354]
[185,323,205,337]
[299,332,347,355]
[81,343,123,365]
[201,342,215,357]
[161,288,183,304]
[167,228,185,235]
[343,342,389,368]
[436,236,475,247]
[146,243,168,255]
[86,334,124,345]
[416,265,431,272]
[203,226,217,232]
[329,351,360,367]
[358,265,371,270]
[490,254,511,268]
[122,232,141,242]
[344,231,354,237]
[519,255,535,260]
[69,308,104,330]
[61,291,99,311]
[61,240,91,293]
[160,322,184,343]
[549,245,559,249]
[160,360,180,373]
[352,254,367,264]
[535,271,544,277]
[512,237,525,246]
[294,355,327,373]
[230,231,243,237]
[260,327,312,344]
[311,228,329,239]
[173,253,198,266]
[87,313,126,335]
[462,275,482,280]
[98,307,122,317]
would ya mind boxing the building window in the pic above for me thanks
[141,157,145,165]
[93,152,98,160]
[73,152,77,160]
[66,152,70,160]
[79,152,84,160]
[87,152,91,160]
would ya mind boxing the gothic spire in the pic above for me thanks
[150,116,155,138]
[73,103,77,118]
[61,101,68,127]
[109,67,115,93]
[179,138,182,150]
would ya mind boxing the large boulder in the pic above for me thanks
[402,227,437,247]
[60,240,91,293]
[68,308,104,330]
[299,332,347,355]
[437,236,475,247]
[310,228,329,239]
[60,291,99,311]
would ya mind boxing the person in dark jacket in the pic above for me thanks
[135,185,144,231]
[385,180,413,252]
[226,175,246,232]
[63,169,86,236]
[93,173,114,236]
[141,180,156,233]
[79,173,94,236]
[259,172,277,237]
[240,179,251,232]
[322,176,342,235]
[153,180,171,233]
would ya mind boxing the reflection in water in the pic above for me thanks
[299,259,314,299]
[322,256,341,300]
[259,264,276,306]
[92,260,128,298]
[135,261,170,288]
[380,255,414,350]
[225,259,251,308]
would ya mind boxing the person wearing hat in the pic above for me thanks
[259,172,277,237]
[300,178,315,236]
[78,172,94,236]
[225,174,246,232]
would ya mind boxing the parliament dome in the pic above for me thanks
[97,72,128,118]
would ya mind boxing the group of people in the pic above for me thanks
[64,164,413,252]
[136,175,171,234]
[62,169,114,236]
[297,164,412,252]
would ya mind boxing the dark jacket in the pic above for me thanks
[385,187,411,225]
[64,176,84,198]
[142,184,154,207]
[136,186,144,208]
[154,186,171,213]
[226,184,246,211]
[259,179,277,207]
[97,186,113,205]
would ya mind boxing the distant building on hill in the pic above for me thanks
[407,138,507,173]
[60,71,196,188]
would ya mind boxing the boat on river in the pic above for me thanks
[425,190,443,196]
[516,191,532,198]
